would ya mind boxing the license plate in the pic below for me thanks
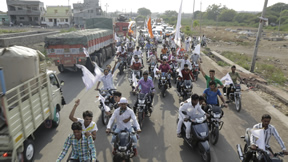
[64,54,70,57]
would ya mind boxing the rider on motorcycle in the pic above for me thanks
[177,94,206,139]
[177,64,195,95]
[133,46,143,65]
[157,56,172,88]
[185,37,190,52]
[147,48,158,73]
[190,52,202,64]
[223,65,243,100]
[115,44,127,70]
[69,99,97,140]
[133,71,155,113]
[130,55,143,77]
[127,42,134,53]
[160,44,168,60]
[95,63,117,90]
[202,81,227,107]
[175,54,192,70]
[243,114,288,162]
[198,61,224,89]
[106,97,141,156]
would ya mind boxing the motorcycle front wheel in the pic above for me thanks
[138,111,144,129]
[235,96,242,112]
[210,125,219,145]
[101,110,110,125]
[202,150,211,162]
[161,86,166,97]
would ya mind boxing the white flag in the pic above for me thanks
[193,44,201,55]
[220,73,233,86]
[76,64,96,90]
[132,72,138,87]
[174,0,183,47]
[198,36,201,42]
[93,62,103,83]
[83,47,89,57]
[250,129,265,151]
[98,93,111,112]
[153,65,159,79]
[115,33,119,42]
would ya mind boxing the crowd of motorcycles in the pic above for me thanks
[95,35,285,162]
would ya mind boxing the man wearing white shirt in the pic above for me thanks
[106,97,141,156]
[176,54,192,70]
[96,62,117,90]
[132,46,143,65]
[177,94,206,139]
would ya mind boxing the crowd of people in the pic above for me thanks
[56,33,288,162]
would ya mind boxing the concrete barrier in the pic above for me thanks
[0,31,60,47]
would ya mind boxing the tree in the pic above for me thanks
[193,20,199,27]
[164,10,178,17]
[218,9,237,22]
[204,4,225,21]
[137,8,152,17]
[233,13,256,23]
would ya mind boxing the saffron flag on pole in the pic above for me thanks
[147,17,154,39]
[220,73,233,86]
[75,64,96,90]
[174,0,183,47]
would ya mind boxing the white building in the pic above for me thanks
[43,6,72,27]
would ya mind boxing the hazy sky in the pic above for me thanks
[0,0,286,13]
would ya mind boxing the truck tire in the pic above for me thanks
[111,44,116,56]
[58,65,66,73]
[101,49,107,62]
[23,139,35,162]
[104,48,109,60]
[52,108,60,128]
[106,47,112,59]
[97,53,103,67]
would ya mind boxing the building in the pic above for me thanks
[73,0,102,27]
[42,6,72,27]
[6,0,45,25]
[0,14,10,25]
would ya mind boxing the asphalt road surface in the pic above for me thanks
[33,45,288,162]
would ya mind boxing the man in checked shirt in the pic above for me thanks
[57,122,97,162]
[244,114,288,162]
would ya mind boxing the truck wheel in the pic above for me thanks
[52,109,60,128]
[111,45,115,56]
[98,53,103,67]
[23,139,35,162]
[58,65,66,73]
[101,49,107,62]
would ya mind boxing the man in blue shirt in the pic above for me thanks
[203,81,227,106]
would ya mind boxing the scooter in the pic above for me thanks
[177,112,211,162]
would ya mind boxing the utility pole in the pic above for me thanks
[200,1,202,36]
[191,0,195,31]
[278,5,284,34]
[250,0,268,73]
[105,3,109,17]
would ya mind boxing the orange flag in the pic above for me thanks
[147,17,154,39]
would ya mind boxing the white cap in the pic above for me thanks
[118,97,128,104]
[163,56,168,60]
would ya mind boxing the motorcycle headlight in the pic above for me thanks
[118,146,127,151]
[161,77,166,80]
[236,89,241,92]
[101,92,106,96]
[139,100,145,104]
[200,132,207,137]
[213,113,221,118]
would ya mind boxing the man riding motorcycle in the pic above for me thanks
[198,61,224,89]
[190,52,202,64]
[175,54,192,70]
[223,65,243,100]
[133,71,155,113]
[133,46,143,65]
[147,48,158,74]
[115,44,127,70]
[130,55,143,78]
[160,44,168,60]
[177,64,195,95]
[106,97,141,156]
[157,56,172,88]
[243,114,288,162]
[176,94,206,139]
[202,81,227,107]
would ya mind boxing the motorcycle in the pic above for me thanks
[97,89,116,125]
[201,40,207,47]
[158,72,169,98]
[170,62,179,84]
[139,41,145,50]
[192,62,200,81]
[179,80,193,101]
[205,104,224,145]
[127,52,134,66]
[236,128,285,162]
[136,91,153,129]
[228,83,242,112]
[118,56,127,75]
[160,53,168,61]
[110,130,136,162]
[177,112,211,162]
[149,63,157,79]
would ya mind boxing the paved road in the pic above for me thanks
[33,46,288,162]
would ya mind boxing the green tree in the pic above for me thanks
[233,13,256,23]
[137,8,152,17]
[218,9,237,21]
[164,10,178,17]
[204,4,225,21]
[193,20,199,27]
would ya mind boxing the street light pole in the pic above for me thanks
[278,6,284,34]
[191,0,195,31]
[250,0,269,73]
[200,1,202,36]
[105,3,109,17]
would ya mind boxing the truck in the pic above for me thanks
[0,46,65,162]
[45,17,116,73]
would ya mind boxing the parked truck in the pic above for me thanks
[0,46,65,162]
[45,17,116,73]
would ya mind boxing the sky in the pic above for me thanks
[0,0,287,13]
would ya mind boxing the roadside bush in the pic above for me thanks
[217,61,229,67]
[256,64,287,85]
[0,29,26,34]
[60,28,77,33]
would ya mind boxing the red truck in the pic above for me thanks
[45,18,115,73]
